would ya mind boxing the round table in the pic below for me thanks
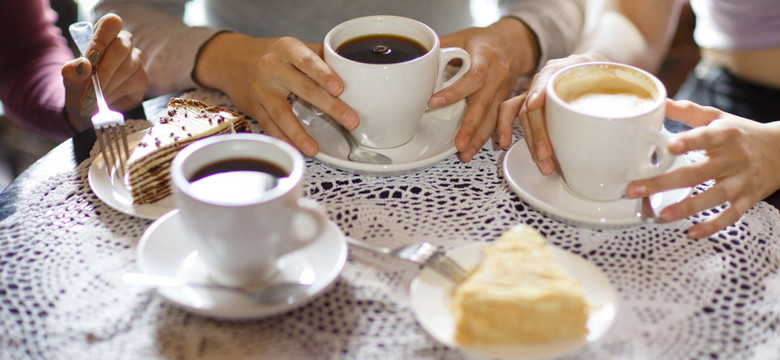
[1,90,780,360]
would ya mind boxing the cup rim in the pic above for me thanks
[170,133,305,206]
[323,15,440,67]
[546,61,667,119]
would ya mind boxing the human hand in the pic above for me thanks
[62,13,147,133]
[437,18,538,162]
[193,33,359,157]
[503,53,607,175]
[626,99,780,239]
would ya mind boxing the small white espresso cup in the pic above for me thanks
[546,62,675,202]
[170,133,327,287]
[324,15,471,149]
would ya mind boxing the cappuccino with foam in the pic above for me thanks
[545,62,675,202]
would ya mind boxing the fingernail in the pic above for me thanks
[342,111,359,130]
[627,184,647,198]
[429,96,446,108]
[535,140,549,158]
[75,60,87,76]
[539,158,553,175]
[327,79,342,95]
[302,140,318,156]
[87,50,100,65]
[687,227,703,239]
[660,207,679,222]
[499,133,510,147]
[467,148,478,160]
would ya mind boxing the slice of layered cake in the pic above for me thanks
[126,97,250,204]
[451,225,588,345]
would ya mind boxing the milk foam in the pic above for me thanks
[568,93,656,117]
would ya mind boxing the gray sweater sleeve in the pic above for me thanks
[96,0,225,97]
[500,0,586,72]
[96,0,585,97]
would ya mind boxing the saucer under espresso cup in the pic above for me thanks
[170,133,329,288]
[546,62,675,202]
[324,15,470,149]
[135,209,348,319]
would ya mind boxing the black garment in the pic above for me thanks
[665,62,780,133]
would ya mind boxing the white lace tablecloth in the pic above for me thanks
[2,89,780,360]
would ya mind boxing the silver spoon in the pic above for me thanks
[291,96,393,164]
[122,272,312,304]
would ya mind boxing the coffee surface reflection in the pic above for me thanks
[188,159,290,204]
[336,34,428,64]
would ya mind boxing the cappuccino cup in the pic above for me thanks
[324,15,471,148]
[545,62,675,202]
[170,133,327,287]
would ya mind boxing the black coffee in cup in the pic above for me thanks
[188,158,290,203]
[336,34,428,64]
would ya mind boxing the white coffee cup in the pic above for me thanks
[324,15,471,149]
[545,62,675,202]
[170,133,327,287]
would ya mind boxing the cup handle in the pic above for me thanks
[435,47,471,93]
[627,130,676,181]
[277,198,329,256]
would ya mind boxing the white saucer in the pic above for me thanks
[296,99,466,176]
[409,243,617,360]
[88,129,174,219]
[135,209,348,320]
[502,140,693,229]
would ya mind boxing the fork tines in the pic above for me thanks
[96,122,130,180]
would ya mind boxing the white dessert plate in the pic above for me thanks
[502,139,693,229]
[135,209,348,320]
[296,99,466,176]
[409,243,617,360]
[88,128,175,219]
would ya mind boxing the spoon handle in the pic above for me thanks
[121,272,311,304]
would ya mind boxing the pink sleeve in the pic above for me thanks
[0,0,77,141]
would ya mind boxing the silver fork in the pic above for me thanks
[346,237,468,282]
[69,21,130,180]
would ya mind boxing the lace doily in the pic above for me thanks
[1,89,779,360]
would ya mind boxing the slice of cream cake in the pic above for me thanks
[451,225,588,345]
[126,97,250,204]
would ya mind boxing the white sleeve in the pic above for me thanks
[95,0,227,96]
[499,0,585,72]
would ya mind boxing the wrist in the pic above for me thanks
[192,31,243,90]
[64,107,90,135]
[493,17,539,75]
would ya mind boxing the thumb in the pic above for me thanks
[62,57,93,91]
[62,58,96,131]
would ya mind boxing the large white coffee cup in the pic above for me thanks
[546,62,675,202]
[324,15,471,149]
[170,133,327,287]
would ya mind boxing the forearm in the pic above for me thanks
[0,0,77,140]
[574,0,681,73]
[500,0,586,72]
[95,0,224,96]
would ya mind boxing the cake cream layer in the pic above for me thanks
[127,98,250,204]
[451,225,588,345]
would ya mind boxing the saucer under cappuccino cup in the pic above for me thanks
[545,62,676,202]
[324,15,471,149]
